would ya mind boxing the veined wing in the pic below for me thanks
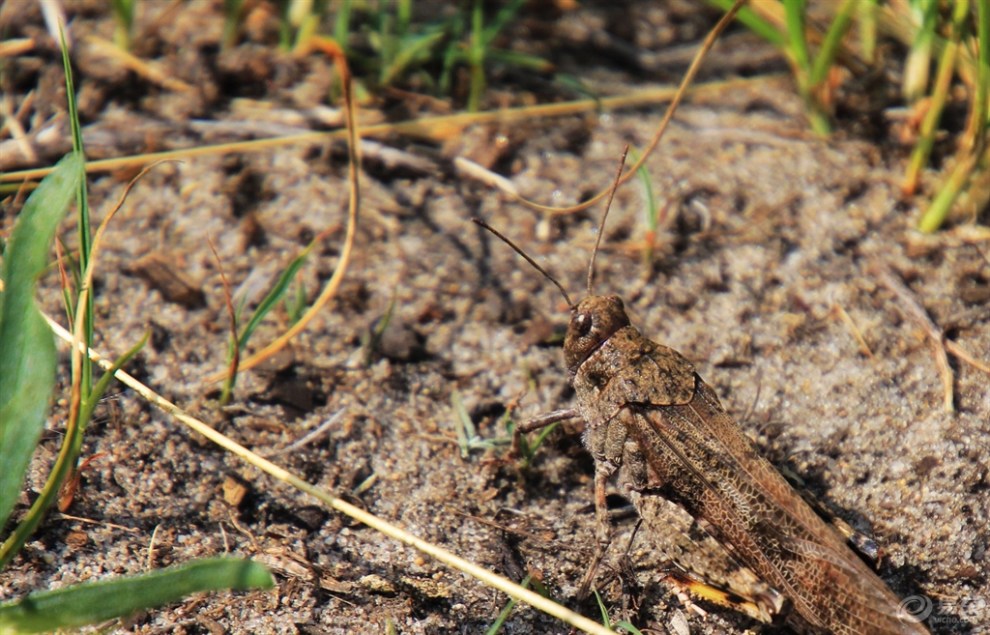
[620,375,926,635]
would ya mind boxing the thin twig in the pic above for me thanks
[944,340,990,375]
[268,410,346,457]
[0,94,38,164]
[831,302,874,358]
[55,513,140,533]
[877,266,954,411]
[209,237,239,404]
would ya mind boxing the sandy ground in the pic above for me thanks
[2,2,988,634]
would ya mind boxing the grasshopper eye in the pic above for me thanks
[574,313,593,337]
[564,296,630,374]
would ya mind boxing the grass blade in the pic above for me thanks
[628,146,658,264]
[858,0,878,62]
[917,147,983,233]
[59,25,95,401]
[380,29,445,86]
[332,0,353,49]
[81,330,150,426]
[593,590,612,628]
[451,390,476,459]
[225,37,361,375]
[485,575,532,635]
[904,0,967,196]
[614,621,644,635]
[783,0,812,75]
[705,0,786,46]
[809,0,856,87]
[42,314,617,635]
[0,557,273,633]
[902,0,938,102]
[236,239,315,350]
[2,160,155,566]
[222,0,245,48]
[109,0,135,50]
[0,152,83,532]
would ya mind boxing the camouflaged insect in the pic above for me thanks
[559,293,928,634]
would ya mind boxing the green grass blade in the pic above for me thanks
[361,291,397,366]
[110,0,135,50]
[974,0,989,129]
[220,245,321,404]
[628,146,658,263]
[488,49,553,72]
[0,152,83,532]
[332,0,354,53]
[614,620,644,635]
[285,276,307,324]
[531,421,559,452]
[467,0,486,112]
[451,390,476,459]
[593,590,612,628]
[903,0,938,102]
[380,29,446,86]
[61,29,88,290]
[917,148,982,233]
[785,0,833,134]
[484,574,531,635]
[438,12,467,98]
[81,330,150,426]
[809,0,856,87]
[374,10,397,80]
[705,0,786,46]
[236,243,316,351]
[783,0,812,74]
[905,3,966,198]
[481,0,526,48]
[60,27,94,398]
[396,0,411,34]
[857,0,879,62]
[222,0,246,49]
[0,557,274,633]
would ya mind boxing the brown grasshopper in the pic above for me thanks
[474,203,929,633]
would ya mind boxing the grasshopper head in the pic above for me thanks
[564,294,630,375]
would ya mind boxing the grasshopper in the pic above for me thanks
[474,203,928,633]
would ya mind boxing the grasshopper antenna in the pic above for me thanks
[586,145,629,296]
[472,218,574,308]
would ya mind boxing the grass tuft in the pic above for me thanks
[0,24,274,632]
[708,0,990,231]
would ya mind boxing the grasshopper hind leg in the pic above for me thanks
[662,563,789,625]
[629,492,792,627]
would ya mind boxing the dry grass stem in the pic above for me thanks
[508,0,750,218]
[0,76,777,186]
[831,302,874,358]
[0,94,38,164]
[0,37,36,57]
[84,35,194,93]
[55,513,141,533]
[877,266,955,411]
[228,40,360,375]
[944,340,990,375]
[41,315,616,635]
